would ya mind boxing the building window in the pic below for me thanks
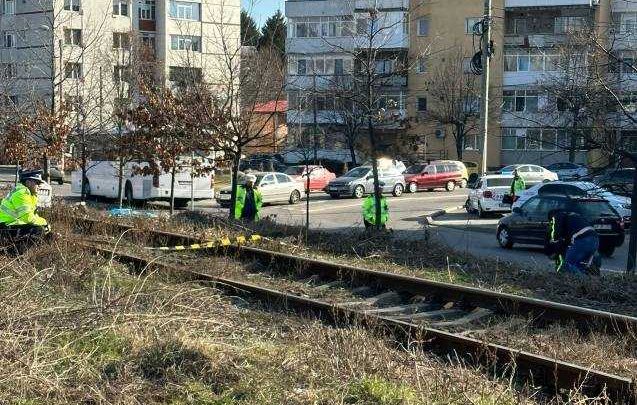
[554,16,587,34]
[417,97,427,112]
[289,16,354,38]
[65,62,82,79]
[169,66,202,86]
[416,56,426,73]
[169,0,200,21]
[139,0,156,21]
[3,0,15,14]
[619,13,637,34]
[113,65,130,82]
[502,128,584,151]
[65,95,83,112]
[289,55,352,76]
[113,0,129,16]
[503,90,540,113]
[3,31,15,48]
[64,29,82,46]
[417,18,429,36]
[466,17,481,34]
[504,50,560,73]
[463,133,482,150]
[0,63,16,79]
[1,95,18,107]
[113,32,130,49]
[63,0,81,11]
[170,35,201,51]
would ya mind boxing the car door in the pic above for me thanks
[311,168,324,190]
[435,164,448,187]
[510,196,542,241]
[419,165,436,188]
[258,174,278,203]
[525,196,562,242]
[275,173,294,199]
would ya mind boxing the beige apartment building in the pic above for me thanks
[0,0,239,138]
[407,0,634,169]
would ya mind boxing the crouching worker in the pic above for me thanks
[546,209,600,276]
[0,170,50,249]
[234,174,263,222]
[362,186,388,229]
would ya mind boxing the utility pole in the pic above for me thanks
[479,0,492,175]
[627,158,637,275]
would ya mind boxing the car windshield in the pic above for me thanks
[500,165,517,173]
[343,167,370,178]
[486,178,512,187]
[571,201,618,218]
[404,165,425,174]
[254,175,266,185]
[285,166,305,175]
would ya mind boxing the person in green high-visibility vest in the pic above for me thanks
[0,170,50,243]
[234,174,263,222]
[362,185,388,229]
[510,169,526,199]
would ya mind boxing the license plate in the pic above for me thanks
[219,194,230,200]
[499,203,509,208]
[329,187,337,191]
[494,194,503,201]
[39,190,50,196]
[594,224,612,230]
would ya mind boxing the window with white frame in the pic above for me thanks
[113,32,130,49]
[504,50,560,72]
[416,56,426,73]
[463,133,482,150]
[63,0,81,11]
[3,0,15,15]
[288,55,352,76]
[169,1,200,21]
[620,91,637,113]
[3,31,15,48]
[65,94,83,112]
[139,0,155,20]
[554,16,587,34]
[141,32,156,53]
[618,13,637,34]
[502,90,540,113]
[64,29,82,46]
[0,62,16,79]
[289,16,354,38]
[113,0,129,16]
[113,65,130,82]
[170,35,201,51]
[417,18,429,36]
[466,17,481,34]
[501,127,585,151]
[65,62,82,79]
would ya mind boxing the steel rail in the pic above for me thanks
[82,242,636,403]
[70,216,637,335]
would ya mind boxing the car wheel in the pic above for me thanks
[464,198,473,214]
[427,188,434,192]
[353,185,365,199]
[57,179,64,185]
[599,244,615,257]
[408,182,417,193]
[289,190,301,204]
[392,184,404,197]
[445,181,455,192]
[174,199,189,209]
[497,226,514,249]
[460,179,467,188]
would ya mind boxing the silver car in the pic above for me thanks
[326,166,405,198]
[499,164,558,186]
[216,172,304,207]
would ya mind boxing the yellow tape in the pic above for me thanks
[145,234,262,251]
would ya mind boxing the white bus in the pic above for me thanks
[71,160,214,207]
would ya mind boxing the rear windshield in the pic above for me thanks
[485,178,512,187]
[571,201,618,218]
[500,165,517,173]
[404,165,425,174]
[285,166,305,175]
[343,167,370,178]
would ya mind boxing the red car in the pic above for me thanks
[404,161,467,192]
[285,165,336,191]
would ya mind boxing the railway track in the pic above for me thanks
[69,216,636,403]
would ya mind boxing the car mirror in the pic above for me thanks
[366,175,373,180]
[512,207,523,214]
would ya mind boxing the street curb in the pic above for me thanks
[424,205,465,226]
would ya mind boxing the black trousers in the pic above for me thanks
[0,223,47,238]
[364,219,386,229]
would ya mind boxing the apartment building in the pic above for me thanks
[285,0,409,152]
[0,0,239,135]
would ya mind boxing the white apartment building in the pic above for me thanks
[285,0,409,151]
[0,0,239,134]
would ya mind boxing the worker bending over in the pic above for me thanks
[546,209,600,275]
[0,170,49,241]
[362,185,388,229]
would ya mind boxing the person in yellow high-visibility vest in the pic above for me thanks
[234,174,263,222]
[0,170,49,240]
[362,185,388,229]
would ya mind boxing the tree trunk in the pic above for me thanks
[347,135,357,167]
[455,124,464,161]
[367,115,382,231]
[627,153,637,275]
[13,163,19,186]
[42,154,50,184]
[305,162,310,241]
[569,114,579,163]
[169,164,176,216]
[80,143,88,201]
[229,153,241,220]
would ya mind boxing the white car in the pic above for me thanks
[466,174,514,217]
[544,162,588,181]
[499,164,558,185]
[513,181,631,222]
[216,172,304,207]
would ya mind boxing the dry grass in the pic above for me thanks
[0,229,621,404]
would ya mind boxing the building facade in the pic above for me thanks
[0,0,239,136]
[286,0,635,168]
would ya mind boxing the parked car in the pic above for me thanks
[240,157,287,173]
[497,195,625,257]
[466,174,514,217]
[499,164,558,185]
[404,160,467,193]
[594,168,634,197]
[463,161,480,177]
[49,166,65,185]
[216,172,303,207]
[284,165,336,192]
[513,181,631,227]
[544,162,588,181]
[326,166,405,198]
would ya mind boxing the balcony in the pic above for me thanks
[285,0,353,18]
[505,0,597,7]
[354,0,408,11]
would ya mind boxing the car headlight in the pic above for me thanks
[622,204,632,210]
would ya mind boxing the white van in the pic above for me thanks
[71,160,214,207]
